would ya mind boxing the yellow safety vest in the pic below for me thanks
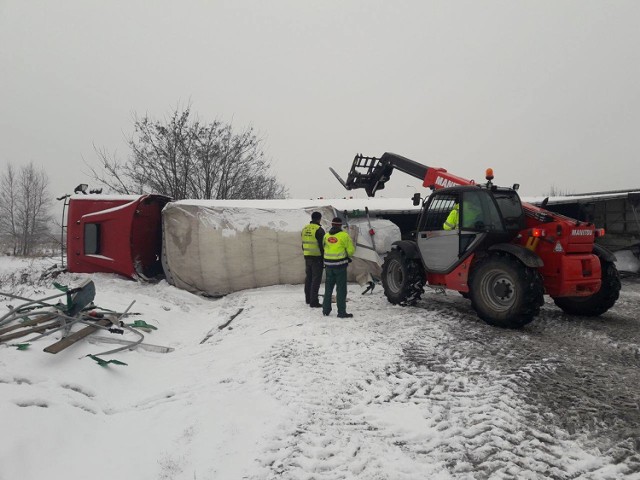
[443,204,459,230]
[301,223,322,257]
[323,230,355,266]
[443,202,481,230]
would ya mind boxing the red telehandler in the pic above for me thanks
[332,152,621,328]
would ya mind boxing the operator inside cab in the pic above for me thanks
[443,199,483,230]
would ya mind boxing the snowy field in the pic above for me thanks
[1,256,639,480]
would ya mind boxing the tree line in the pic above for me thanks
[0,106,288,256]
[0,163,52,255]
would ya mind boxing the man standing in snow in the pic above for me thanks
[322,217,356,318]
[301,211,325,308]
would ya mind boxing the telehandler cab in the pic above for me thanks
[332,152,621,328]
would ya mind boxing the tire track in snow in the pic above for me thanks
[255,321,445,479]
[253,279,640,479]
[399,334,576,479]
[403,287,640,479]
[522,300,640,476]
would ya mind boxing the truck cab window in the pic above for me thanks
[84,223,101,255]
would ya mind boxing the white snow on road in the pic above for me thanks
[0,257,638,479]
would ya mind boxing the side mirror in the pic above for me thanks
[412,192,421,206]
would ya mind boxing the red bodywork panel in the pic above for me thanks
[423,168,474,190]
[517,205,602,297]
[66,194,170,279]
[427,255,474,293]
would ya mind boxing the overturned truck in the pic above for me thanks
[64,195,404,297]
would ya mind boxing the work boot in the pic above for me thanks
[337,313,353,318]
[309,303,322,308]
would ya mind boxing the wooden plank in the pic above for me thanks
[43,319,111,354]
[0,313,59,336]
[0,320,61,343]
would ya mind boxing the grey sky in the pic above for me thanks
[1,0,639,204]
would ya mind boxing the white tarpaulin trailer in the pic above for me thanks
[161,201,401,296]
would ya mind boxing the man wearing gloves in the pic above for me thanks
[322,217,356,318]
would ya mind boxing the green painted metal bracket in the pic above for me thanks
[87,354,128,367]
[126,320,158,331]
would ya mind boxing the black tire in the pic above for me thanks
[381,249,425,306]
[469,253,544,328]
[553,258,621,316]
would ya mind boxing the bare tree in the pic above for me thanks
[88,106,288,200]
[87,145,137,195]
[547,184,573,197]
[0,164,18,254]
[190,119,224,199]
[127,108,196,199]
[208,123,287,200]
[0,162,52,255]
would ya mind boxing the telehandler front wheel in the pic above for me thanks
[381,249,425,306]
[469,253,544,328]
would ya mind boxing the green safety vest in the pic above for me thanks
[301,223,322,256]
[323,230,355,266]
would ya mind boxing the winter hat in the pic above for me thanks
[311,211,322,221]
[331,217,343,226]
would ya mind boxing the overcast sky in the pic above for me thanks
[1,0,639,205]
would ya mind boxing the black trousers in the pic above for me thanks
[304,256,324,305]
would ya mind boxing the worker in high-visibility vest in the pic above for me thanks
[301,211,325,308]
[443,201,482,230]
[322,217,356,318]
[443,203,460,230]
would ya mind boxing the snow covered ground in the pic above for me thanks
[1,256,639,480]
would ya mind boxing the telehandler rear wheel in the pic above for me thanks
[381,249,425,306]
[552,258,621,316]
[469,253,544,328]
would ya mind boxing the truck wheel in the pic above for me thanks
[553,259,621,316]
[382,249,425,306]
[469,253,544,328]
